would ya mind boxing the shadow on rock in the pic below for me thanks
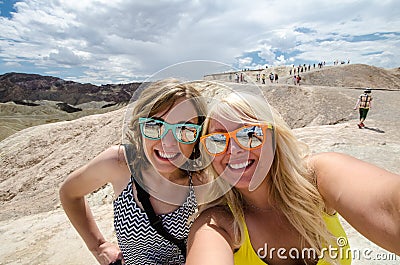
[363,127,385,133]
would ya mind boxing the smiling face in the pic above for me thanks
[207,114,274,191]
[142,98,199,180]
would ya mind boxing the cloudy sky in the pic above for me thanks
[0,0,399,85]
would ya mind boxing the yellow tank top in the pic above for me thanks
[234,213,352,265]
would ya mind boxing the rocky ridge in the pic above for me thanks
[0,72,140,105]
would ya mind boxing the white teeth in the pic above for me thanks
[229,160,251,169]
[158,151,178,159]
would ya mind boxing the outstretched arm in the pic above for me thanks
[186,208,235,265]
[59,146,128,264]
[311,152,400,254]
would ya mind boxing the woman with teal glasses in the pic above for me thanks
[60,79,206,265]
[186,91,400,265]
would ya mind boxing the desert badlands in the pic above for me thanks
[1,64,399,264]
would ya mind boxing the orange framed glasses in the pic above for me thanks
[200,124,273,155]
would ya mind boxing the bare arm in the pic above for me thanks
[311,152,400,254]
[186,208,235,265]
[59,145,129,264]
[353,98,360,109]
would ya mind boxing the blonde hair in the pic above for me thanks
[125,78,207,178]
[199,91,334,260]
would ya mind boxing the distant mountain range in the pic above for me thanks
[1,64,399,108]
[0,72,141,106]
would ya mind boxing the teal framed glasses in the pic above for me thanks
[139,117,202,144]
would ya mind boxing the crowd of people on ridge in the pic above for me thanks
[226,59,351,86]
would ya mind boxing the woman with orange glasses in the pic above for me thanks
[187,91,400,265]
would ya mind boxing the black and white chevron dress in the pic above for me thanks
[113,176,197,265]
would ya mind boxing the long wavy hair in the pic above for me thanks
[198,91,335,261]
[125,78,207,179]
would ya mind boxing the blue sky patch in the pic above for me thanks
[344,32,399,42]
[0,0,19,19]
[294,27,317,34]
[234,49,307,68]
[234,51,264,67]
[362,51,383,56]
[316,37,336,43]
[347,33,388,42]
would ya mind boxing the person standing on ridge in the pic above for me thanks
[296,75,301,85]
[354,88,373,128]
[269,72,274,83]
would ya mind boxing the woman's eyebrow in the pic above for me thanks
[179,120,198,125]
[152,116,198,125]
[150,116,165,122]
[210,127,227,133]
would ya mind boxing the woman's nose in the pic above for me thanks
[161,129,177,146]
[226,138,243,155]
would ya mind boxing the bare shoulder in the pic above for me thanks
[196,206,234,227]
[309,151,345,164]
[91,145,129,169]
[187,205,236,264]
[189,205,235,247]
[98,145,125,162]
[82,145,131,183]
[60,145,131,198]
[308,152,360,187]
[308,152,359,173]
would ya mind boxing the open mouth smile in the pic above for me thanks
[156,150,180,160]
[227,159,254,170]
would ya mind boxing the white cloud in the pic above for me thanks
[48,47,84,66]
[4,61,21,67]
[0,0,399,84]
